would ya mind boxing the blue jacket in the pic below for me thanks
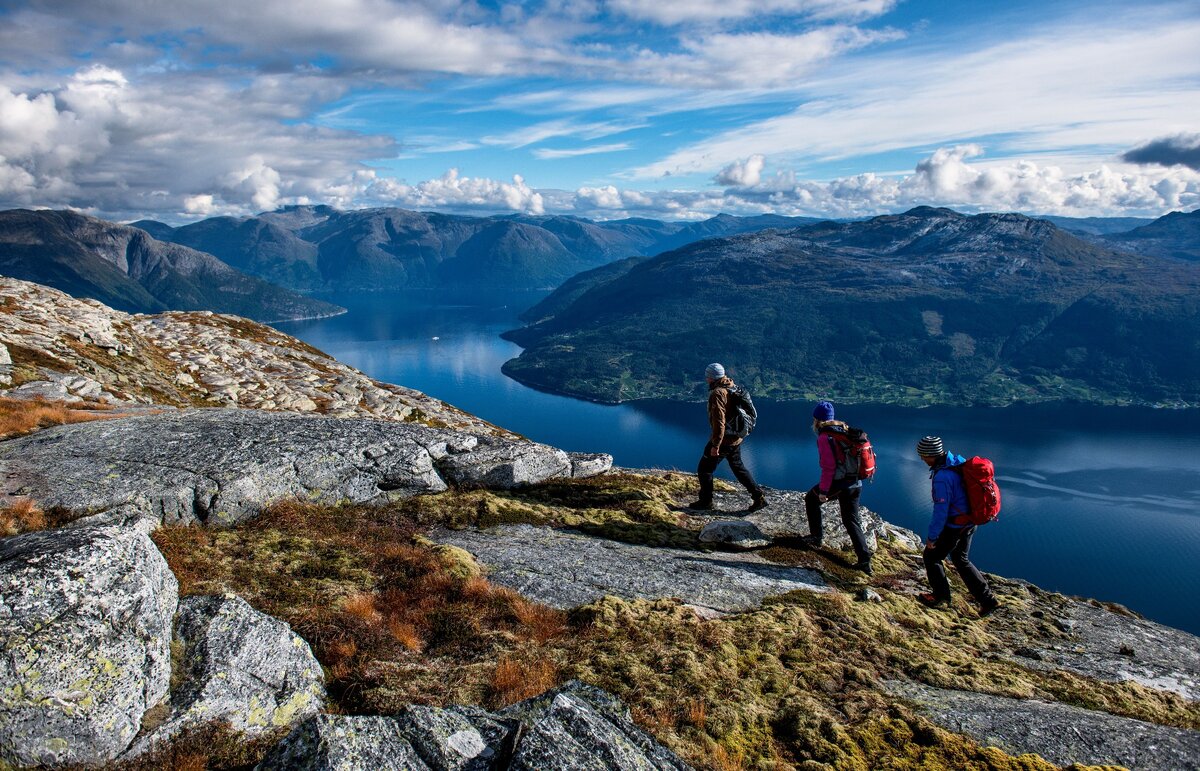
[928,452,969,541]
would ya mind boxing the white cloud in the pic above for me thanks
[606,0,896,26]
[533,143,630,159]
[715,154,765,186]
[368,169,546,214]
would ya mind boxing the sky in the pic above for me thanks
[0,0,1198,223]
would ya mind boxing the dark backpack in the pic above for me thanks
[825,427,877,481]
[723,387,757,439]
[951,456,1001,526]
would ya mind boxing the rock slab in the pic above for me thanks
[890,680,1200,770]
[0,409,584,526]
[125,595,326,758]
[698,520,771,550]
[436,524,828,613]
[0,524,178,768]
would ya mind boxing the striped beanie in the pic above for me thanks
[705,362,725,379]
[916,436,945,457]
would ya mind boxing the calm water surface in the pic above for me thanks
[278,291,1200,634]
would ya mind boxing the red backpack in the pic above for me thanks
[953,457,1002,525]
[825,427,877,482]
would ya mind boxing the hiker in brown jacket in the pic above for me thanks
[689,362,768,512]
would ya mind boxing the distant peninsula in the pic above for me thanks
[502,207,1200,408]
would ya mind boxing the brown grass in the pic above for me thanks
[0,498,45,537]
[0,396,115,439]
[489,655,560,706]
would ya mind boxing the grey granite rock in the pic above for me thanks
[889,680,1200,770]
[992,591,1200,701]
[124,595,325,759]
[0,409,581,526]
[436,524,828,613]
[698,520,771,550]
[569,452,614,478]
[255,714,431,770]
[0,341,11,385]
[736,489,921,553]
[0,524,177,768]
[394,704,512,770]
[501,681,690,770]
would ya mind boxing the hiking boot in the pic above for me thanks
[747,494,768,513]
[801,534,823,549]
[853,559,873,576]
[687,499,714,510]
[978,597,1001,617]
[917,592,949,609]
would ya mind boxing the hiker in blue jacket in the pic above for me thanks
[916,436,998,615]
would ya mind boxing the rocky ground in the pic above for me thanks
[1,279,1199,770]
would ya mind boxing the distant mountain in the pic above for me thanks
[517,256,649,324]
[144,206,821,293]
[1098,209,1200,261]
[0,210,343,322]
[502,207,1200,407]
[1040,215,1154,236]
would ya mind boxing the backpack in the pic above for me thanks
[825,427,877,481]
[723,387,757,439]
[951,457,1002,526]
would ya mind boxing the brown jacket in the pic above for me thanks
[707,376,742,447]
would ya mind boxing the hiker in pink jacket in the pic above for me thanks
[803,401,872,575]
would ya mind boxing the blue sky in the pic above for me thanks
[0,0,1197,221]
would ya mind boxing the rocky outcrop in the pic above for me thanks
[890,681,1200,770]
[256,681,689,771]
[0,523,177,768]
[0,409,596,526]
[436,524,828,614]
[698,520,771,550]
[0,276,504,435]
[255,714,431,770]
[124,595,325,759]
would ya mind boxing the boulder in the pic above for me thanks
[0,341,10,385]
[436,524,828,613]
[255,714,431,770]
[0,409,585,526]
[0,524,177,768]
[123,595,325,758]
[698,520,771,550]
[501,681,690,770]
[569,452,614,479]
[393,703,515,770]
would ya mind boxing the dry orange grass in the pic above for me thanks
[0,396,115,439]
[0,497,45,537]
[490,655,559,706]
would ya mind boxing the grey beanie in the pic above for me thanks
[917,436,945,457]
[705,362,725,379]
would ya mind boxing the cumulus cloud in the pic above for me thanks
[368,169,546,215]
[715,155,765,187]
[1122,133,1200,171]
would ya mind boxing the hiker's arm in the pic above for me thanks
[817,436,836,495]
[927,475,951,542]
[708,390,727,446]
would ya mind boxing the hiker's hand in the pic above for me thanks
[818,493,829,503]
[924,539,937,552]
[708,446,720,457]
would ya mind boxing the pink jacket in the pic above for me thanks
[817,432,837,494]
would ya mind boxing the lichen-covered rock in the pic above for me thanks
[393,704,515,770]
[698,520,771,550]
[890,680,1200,770]
[255,714,431,770]
[0,341,12,385]
[0,409,586,526]
[436,524,828,613]
[124,595,325,759]
[569,452,613,478]
[0,524,177,768]
[436,442,572,488]
[501,681,690,770]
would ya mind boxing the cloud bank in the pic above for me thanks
[1122,134,1200,171]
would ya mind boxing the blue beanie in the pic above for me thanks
[705,362,725,379]
[812,401,835,421]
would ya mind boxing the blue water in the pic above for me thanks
[277,291,1200,635]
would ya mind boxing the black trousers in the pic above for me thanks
[923,525,994,603]
[804,482,870,563]
[697,441,762,501]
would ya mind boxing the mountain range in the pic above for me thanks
[0,210,342,322]
[502,207,1200,406]
[135,207,823,292]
